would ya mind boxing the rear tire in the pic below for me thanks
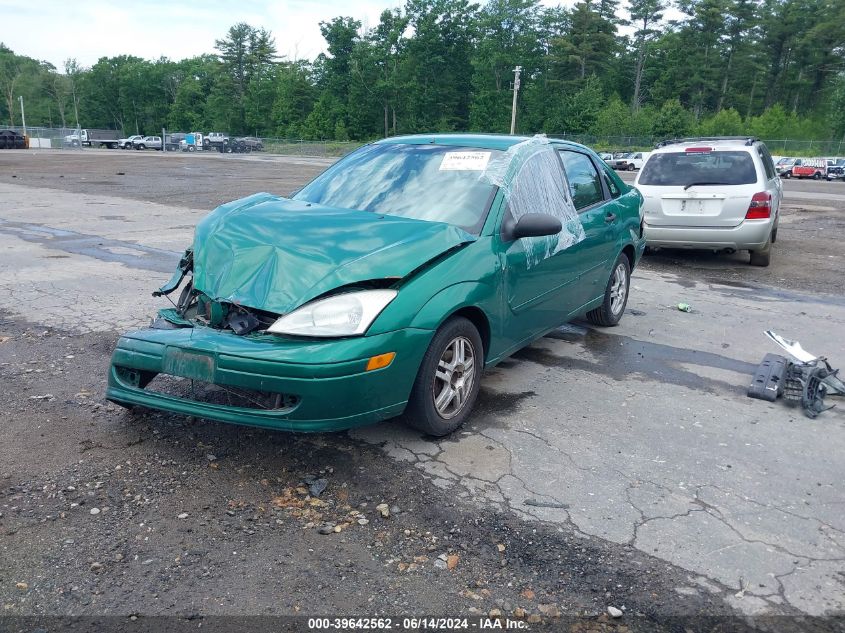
[405,317,483,437]
[749,232,772,267]
[813,172,821,180]
[587,254,631,327]
[627,163,636,171]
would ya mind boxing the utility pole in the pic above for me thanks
[19,96,26,136]
[510,66,522,135]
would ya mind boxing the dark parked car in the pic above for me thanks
[233,137,264,153]
[0,129,26,149]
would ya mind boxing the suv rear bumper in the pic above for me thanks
[643,219,773,251]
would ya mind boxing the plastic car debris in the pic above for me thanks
[783,360,838,418]
[225,311,260,336]
[677,303,692,312]
[766,330,845,396]
[764,330,816,363]
[747,353,787,402]
[757,331,845,418]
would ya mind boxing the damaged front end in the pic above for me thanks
[106,195,474,431]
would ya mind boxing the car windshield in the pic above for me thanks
[638,150,757,186]
[294,143,501,233]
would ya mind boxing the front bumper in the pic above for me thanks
[643,218,773,251]
[106,325,433,432]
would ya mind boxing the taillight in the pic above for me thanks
[746,192,772,219]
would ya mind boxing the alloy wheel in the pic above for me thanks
[609,263,628,315]
[432,336,476,419]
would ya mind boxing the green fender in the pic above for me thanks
[408,282,498,361]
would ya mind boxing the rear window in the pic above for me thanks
[638,150,758,186]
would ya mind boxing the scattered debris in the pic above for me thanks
[15,582,28,591]
[446,554,459,570]
[677,303,692,313]
[376,503,390,518]
[90,562,104,573]
[537,604,561,617]
[317,523,335,535]
[28,394,54,401]
[89,507,101,515]
[177,512,189,519]
[302,474,328,497]
[607,606,623,618]
[747,331,845,418]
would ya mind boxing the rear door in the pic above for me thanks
[637,148,761,228]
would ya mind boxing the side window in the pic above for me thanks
[602,169,621,198]
[559,151,605,210]
[757,146,775,180]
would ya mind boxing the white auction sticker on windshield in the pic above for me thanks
[439,151,492,171]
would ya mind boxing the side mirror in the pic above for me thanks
[503,213,562,241]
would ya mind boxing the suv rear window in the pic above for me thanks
[638,150,757,186]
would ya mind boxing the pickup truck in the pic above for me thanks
[132,136,162,151]
[825,158,844,181]
[609,151,650,171]
[791,158,826,179]
[119,134,143,149]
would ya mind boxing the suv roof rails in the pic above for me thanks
[655,136,759,149]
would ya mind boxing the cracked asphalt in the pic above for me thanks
[0,150,843,628]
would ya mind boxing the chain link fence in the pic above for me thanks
[3,127,842,157]
[0,126,85,149]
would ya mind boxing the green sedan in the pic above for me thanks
[107,134,645,436]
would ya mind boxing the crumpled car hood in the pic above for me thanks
[191,193,477,314]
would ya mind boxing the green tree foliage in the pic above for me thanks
[0,0,843,143]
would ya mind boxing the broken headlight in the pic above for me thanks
[267,290,397,337]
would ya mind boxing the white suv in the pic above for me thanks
[635,137,782,267]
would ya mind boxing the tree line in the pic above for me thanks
[1,0,844,142]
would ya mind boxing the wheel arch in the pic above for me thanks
[449,306,491,362]
[407,282,494,362]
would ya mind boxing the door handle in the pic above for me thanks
[605,213,616,223]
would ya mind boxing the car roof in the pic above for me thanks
[375,133,592,153]
[653,138,759,153]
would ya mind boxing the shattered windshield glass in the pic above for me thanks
[293,144,502,233]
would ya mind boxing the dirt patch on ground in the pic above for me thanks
[0,313,765,630]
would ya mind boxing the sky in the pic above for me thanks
[1,0,584,70]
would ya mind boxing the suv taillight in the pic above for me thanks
[745,192,772,220]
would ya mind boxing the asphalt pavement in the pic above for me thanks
[0,150,843,625]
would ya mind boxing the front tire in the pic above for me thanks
[627,163,636,171]
[405,317,483,437]
[587,254,631,327]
